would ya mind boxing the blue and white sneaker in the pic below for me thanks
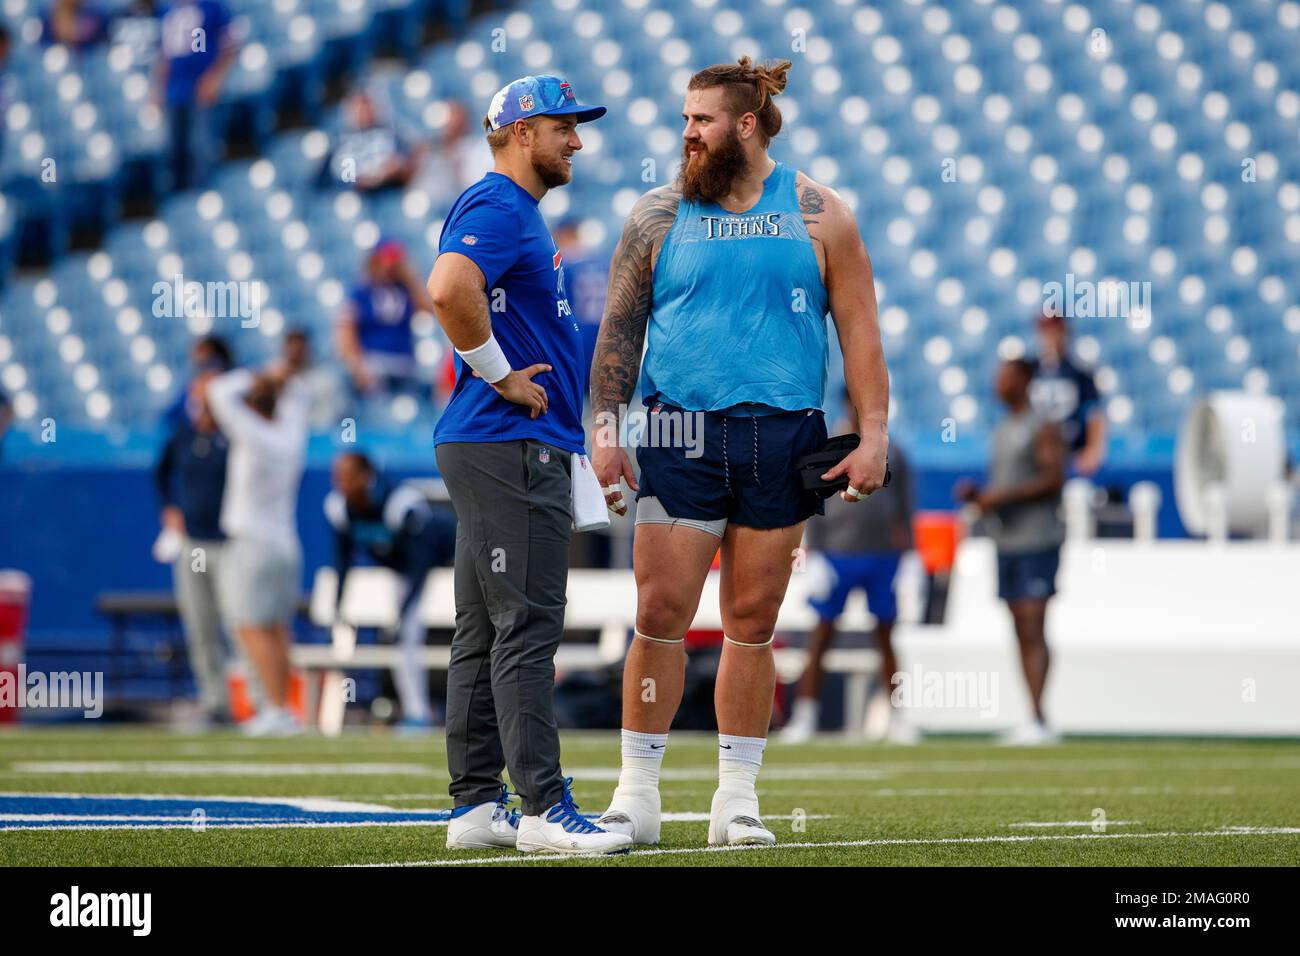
[516,778,633,855]
[446,785,521,850]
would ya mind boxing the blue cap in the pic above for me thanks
[485,74,606,131]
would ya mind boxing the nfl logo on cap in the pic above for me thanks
[518,94,535,112]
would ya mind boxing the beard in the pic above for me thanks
[533,151,572,189]
[678,127,748,203]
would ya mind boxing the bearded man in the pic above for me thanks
[589,58,891,847]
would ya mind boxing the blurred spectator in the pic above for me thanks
[163,334,234,429]
[784,428,915,744]
[336,238,434,398]
[325,452,456,730]
[553,216,607,384]
[0,25,12,159]
[326,90,421,193]
[413,100,493,208]
[111,0,160,63]
[204,365,311,737]
[42,0,110,49]
[269,327,346,430]
[152,0,238,191]
[154,368,232,726]
[0,386,13,461]
[1030,310,1106,476]
[957,359,1066,746]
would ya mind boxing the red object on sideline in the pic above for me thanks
[0,571,33,724]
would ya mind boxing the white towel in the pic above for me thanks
[571,452,610,532]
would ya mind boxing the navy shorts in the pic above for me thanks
[636,401,829,530]
[808,552,902,622]
[996,548,1060,602]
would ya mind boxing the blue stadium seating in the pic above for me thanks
[0,0,1297,462]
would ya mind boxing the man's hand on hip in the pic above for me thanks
[473,364,551,419]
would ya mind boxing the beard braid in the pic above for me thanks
[678,126,748,203]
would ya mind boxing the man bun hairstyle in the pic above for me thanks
[687,56,792,146]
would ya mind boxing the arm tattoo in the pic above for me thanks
[799,184,825,226]
[590,187,680,422]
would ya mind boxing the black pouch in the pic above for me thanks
[794,433,891,499]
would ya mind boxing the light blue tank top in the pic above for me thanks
[642,162,830,415]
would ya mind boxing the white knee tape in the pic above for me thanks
[723,633,775,648]
[634,630,685,645]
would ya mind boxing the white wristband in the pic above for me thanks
[455,333,512,384]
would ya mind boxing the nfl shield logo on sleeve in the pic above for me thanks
[538,448,550,464]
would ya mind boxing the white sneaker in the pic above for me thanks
[779,698,819,744]
[708,787,776,847]
[886,710,922,745]
[596,784,661,845]
[447,786,520,850]
[999,721,1061,747]
[242,706,301,737]
[516,778,633,856]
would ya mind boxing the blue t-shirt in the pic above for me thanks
[349,283,414,357]
[1029,354,1100,452]
[433,173,585,454]
[159,0,231,106]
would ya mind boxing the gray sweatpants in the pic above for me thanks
[173,538,232,718]
[436,439,572,816]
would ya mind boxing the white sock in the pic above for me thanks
[617,729,667,790]
[718,733,766,793]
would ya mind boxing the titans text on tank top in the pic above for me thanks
[642,162,831,415]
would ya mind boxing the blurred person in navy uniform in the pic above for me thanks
[782,402,915,744]
[325,452,456,730]
[1029,309,1106,476]
[957,358,1066,746]
[154,368,232,726]
[336,238,434,399]
[151,0,238,190]
[162,335,233,430]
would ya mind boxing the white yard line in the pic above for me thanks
[351,827,1300,866]
[1006,821,1140,828]
[7,762,436,776]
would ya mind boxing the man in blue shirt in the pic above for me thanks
[427,74,630,855]
[152,0,237,190]
[336,238,431,397]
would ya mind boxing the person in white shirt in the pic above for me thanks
[203,366,311,736]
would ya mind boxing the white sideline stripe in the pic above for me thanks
[0,791,408,813]
[9,757,1300,779]
[0,821,446,832]
[9,762,435,776]
[1007,821,1140,828]
[0,809,829,831]
[351,827,1300,866]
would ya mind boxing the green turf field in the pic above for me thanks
[0,729,1296,866]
